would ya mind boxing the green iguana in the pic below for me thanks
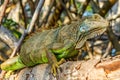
[1,14,109,76]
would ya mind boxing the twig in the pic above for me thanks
[0,0,9,25]
[27,0,35,15]
[106,26,120,52]
[59,0,74,20]
[39,0,55,27]
[92,40,109,47]
[19,0,27,28]
[85,41,93,59]
[102,42,112,58]
[69,0,77,14]
[27,0,45,33]
[108,14,120,21]
[78,0,90,17]
[43,0,66,28]
[0,26,17,49]
[9,30,27,58]
[71,0,77,11]
[90,0,100,13]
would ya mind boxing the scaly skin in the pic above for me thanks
[1,14,109,75]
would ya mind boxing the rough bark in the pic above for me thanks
[0,26,18,49]
[6,55,120,80]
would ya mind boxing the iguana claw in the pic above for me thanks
[51,62,59,76]
[51,58,66,76]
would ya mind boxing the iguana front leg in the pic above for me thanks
[46,40,78,76]
[51,40,79,59]
[45,49,65,76]
[45,44,66,76]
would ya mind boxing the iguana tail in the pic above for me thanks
[1,56,25,71]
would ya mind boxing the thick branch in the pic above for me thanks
[0,26,18,49]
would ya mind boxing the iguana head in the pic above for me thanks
[76,14,109,49]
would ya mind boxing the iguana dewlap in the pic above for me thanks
[1,14,109,74]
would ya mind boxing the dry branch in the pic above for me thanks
[78,0,90,17]
[0,26,17,49]
[90,0,100,13]
[42,0,65,28]
[19,0,27,28]
[39,0,55,27]
[27,0,45,33]
[0,40,12,61]
[69,0,77,14]
[59,0,74,20]
[27,0,35,15]
[0,0,9,24]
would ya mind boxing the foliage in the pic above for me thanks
[2,18,21,39]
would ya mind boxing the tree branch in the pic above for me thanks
[19,0,27,28]
[0,0,9,25]
[27,0,45,33]
[0,26,18,49]
[78,0,91,17]
[59,0,74,20]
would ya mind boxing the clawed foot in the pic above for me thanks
[51,58,66,76]
[45,48,66,76]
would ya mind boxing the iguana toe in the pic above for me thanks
[51,58,66,76]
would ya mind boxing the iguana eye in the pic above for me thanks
[79,23,89,32]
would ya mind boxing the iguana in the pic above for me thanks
[1,14,109,76]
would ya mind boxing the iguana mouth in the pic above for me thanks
[86,27,106,38]
[75,27,106,49]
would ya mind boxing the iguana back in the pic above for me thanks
[20,20,82,66]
